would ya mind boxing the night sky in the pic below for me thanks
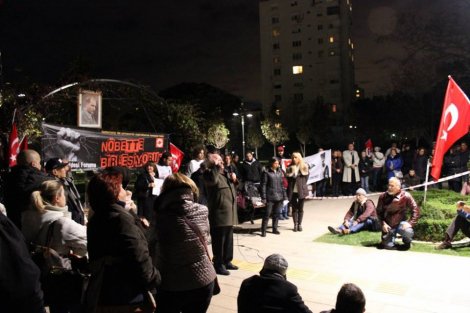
[0,1,444,100]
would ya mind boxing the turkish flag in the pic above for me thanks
[20,136,28,151]
[365,138,373,154]
[431,77,470,180]
[169,143,184,173]
[8,123,20,167]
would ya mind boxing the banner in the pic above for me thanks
[41,123,168,171]
[304,150,332,185]
[169,143,184,173]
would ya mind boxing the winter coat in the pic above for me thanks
[261,168,287,202]
[371,151,385,168]
[460,149,470,172]
[359,157,373,177]
[203,166,238,227]
[22,204,87,257]
[4,165,52,229]
[87,203,160,305]
[0,213,44,313]
[444,153,462,179]
[342,150,360,182]
[376,190,420,228]
[61,176,85,225]
[151,187,216,291]
[240,159,263,183]
[238,270,313,313]
[413,154,428,180]
[286,163,309,200]
[135,172,154,199]
[403,174,421,188]
[385,154,403,179]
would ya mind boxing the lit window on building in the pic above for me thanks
[292,66,303,75]
[329,50,336,56]
[275,109,281,115]
[292,40,302,47]
[329,36,334,43]
[272,29,280,37]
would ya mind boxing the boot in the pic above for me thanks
[293,211,298,232]
[272,217,280,234]
[261,219,268,237]
[298,211,304,232]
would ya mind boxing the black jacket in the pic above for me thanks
[61,176,85,225]
[0,213,44,313]
[240,159,263,183]
[4,165,51,229]
[261,168,287,202]
[86,203,160,306]
[238,271,312,313]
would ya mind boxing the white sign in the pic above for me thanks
[304,150,332,185]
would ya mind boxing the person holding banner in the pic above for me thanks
[286,152,309,232]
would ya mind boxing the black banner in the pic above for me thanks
[41,123,168,171]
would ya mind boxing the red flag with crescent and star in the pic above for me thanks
[8,123,20,167]
[169,143,184,173]
[431,77,470,180]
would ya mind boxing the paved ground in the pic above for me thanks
[208,196,470,313]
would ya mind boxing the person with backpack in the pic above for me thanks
[328,188,379,235]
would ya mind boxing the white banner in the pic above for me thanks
[304,150,332,184]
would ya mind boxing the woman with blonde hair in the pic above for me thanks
[286,152,309,232]
[150,173,217,313]
[22,180,87,313]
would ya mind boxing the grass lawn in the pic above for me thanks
[314,231,470,257]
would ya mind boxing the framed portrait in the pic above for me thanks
[78,89,102,128]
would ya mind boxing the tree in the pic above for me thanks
[296,125,312,156]
[246,128,265,158]
[206,122,230,149]
[261,118,289,156]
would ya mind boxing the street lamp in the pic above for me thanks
[233,102,253,157]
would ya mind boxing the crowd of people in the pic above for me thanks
[0,141,469,313]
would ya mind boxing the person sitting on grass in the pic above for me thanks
[328,188,379,235]
[436,201,470,249]
[320,283,366,313]
[376,177,420,251]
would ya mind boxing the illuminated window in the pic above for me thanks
[329,50,336,56]
[329,36,334,43]
[273,56,281,64]
[275,109,281,116]
[351,43,354,49]
[272,29,280,37]
[292,66,303,75]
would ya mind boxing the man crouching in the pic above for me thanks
[328,188,379,235]
[377,177,420,250]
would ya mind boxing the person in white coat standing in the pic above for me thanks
[342,143,360,196]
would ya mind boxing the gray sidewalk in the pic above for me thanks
[208,196,470,313]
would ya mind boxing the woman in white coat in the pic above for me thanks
[342,143,360,196]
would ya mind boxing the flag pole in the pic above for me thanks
[11,108,17,126]
[423,158,431,205]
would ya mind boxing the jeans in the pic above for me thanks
[382,221,414,248]
[371,167,382,191]
[280,203,288,218]
[338,217,375,233]
[360,176,370,193]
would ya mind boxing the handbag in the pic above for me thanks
[182,216,221,295]
[30,220,90,305]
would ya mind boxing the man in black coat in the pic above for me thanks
[4,150,51,229]
[240,151,263,185]
[238,254,312,313]
[45,158,86,225]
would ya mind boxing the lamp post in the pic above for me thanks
[233,102,253,157]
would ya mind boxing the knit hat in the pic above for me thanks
[277,145,285,152]
[355,188,367,196]
[262,254,288,275]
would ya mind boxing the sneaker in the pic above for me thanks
[328,226,341,235]
[436,241,452,250]
[341,229,350,235]
[225,263,239,270]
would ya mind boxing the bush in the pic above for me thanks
[410,189,470,242]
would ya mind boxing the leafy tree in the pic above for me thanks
[261,118,289,156]
[296,125,312,156]
[206,122,230,149]
[246,127,265,158]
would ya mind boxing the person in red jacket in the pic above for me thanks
[376,177,420,250]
